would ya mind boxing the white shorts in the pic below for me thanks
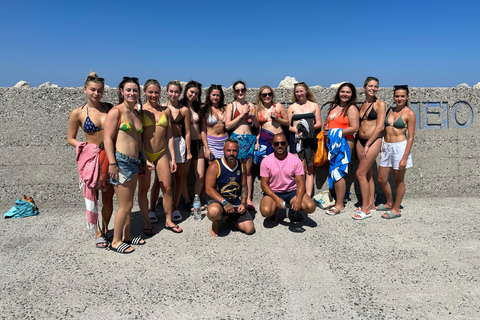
[379,139,412,170]
[173,136,186,163]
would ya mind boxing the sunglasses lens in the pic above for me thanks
[274,141,286,146]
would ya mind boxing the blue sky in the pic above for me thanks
[1,0,479,88]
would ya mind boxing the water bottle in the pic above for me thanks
[193,194,202,221]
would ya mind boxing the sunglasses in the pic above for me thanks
[294,82,306,86]
[261,92,273,98]
[273,141,287,146]
[393,85,408,90]
[210,84,222,88]
[123,76,139,83]
[234,88,246,94]
[87,76,105,82]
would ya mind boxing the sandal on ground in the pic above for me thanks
[105,229,114,242]
[124,235,146,245]
[352,211,372,220]
[382,210,401,219]
[109,242,134,254]
[172,210,182,222]
[355,207,376,213]
[144,226,155,236]
[165,224,183,233]
[185,202,193,212]
[148,211,158,223]
[325,207,345,215]
[95,236,108,249]
[376,204,392,211]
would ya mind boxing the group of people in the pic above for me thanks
[69,72,415,253]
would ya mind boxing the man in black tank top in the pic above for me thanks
[205,138,255,237]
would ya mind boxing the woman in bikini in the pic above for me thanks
[201,84,227,163]
[352,77,386,220]
[287,82,322,197]
[138,79,180,235]
[256,85,288,156]
[67,71,114,249]
[225,81,258,209]
[324,82,359,215]
[104,77,154,254]
[166,80,192,223]
[377,85,416,219]
[180,81,206,212]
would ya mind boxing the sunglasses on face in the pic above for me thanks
[261,92,273,98]
[273,141,287,146]
[123,76,139,83]
[234,88,246,94]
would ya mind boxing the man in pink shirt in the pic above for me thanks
[260,133,316,223]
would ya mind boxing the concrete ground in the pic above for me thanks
[1,196,479,319]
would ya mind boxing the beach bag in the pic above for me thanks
[312,190,335,210]
[314,130,328,167]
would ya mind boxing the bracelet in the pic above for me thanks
[109,163,118,166]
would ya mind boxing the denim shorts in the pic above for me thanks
[110,151,141,185]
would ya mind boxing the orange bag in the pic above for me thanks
[314,130,328,167]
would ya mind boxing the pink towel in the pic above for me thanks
[76,142,101,230]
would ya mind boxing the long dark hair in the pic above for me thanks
[327,82,357,117]
[181,80,203,113]
[200,84,224,117]
[118,76,142,105]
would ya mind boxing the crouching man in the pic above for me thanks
[260,133,316,223]
[205,138,255,236]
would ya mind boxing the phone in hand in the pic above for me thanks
[209,153,215,161]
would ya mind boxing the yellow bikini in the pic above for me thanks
[142,112,168,162]
[142,112,167,127]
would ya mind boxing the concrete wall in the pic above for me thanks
[0,86,478,209]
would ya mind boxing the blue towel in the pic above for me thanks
[4,199,40,219]
[327,128,351,189]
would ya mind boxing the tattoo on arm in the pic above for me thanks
[240,187,247,204]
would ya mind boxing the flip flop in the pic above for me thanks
[144,226,155,236]
[148,211,158,223]
[382,211,402,219]
[95,236,108,248]
[105,229,114,242]
[352,211,372,220]
[109,242,134,254]
[124,235,146,245]
[325,207,345,215]
[355,207,376,213]
[165,225,183,233]
[172,210,182,222]
[376,204,392,211]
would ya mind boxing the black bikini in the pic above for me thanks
[358,98,381,147]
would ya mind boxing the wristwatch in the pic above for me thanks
[221,199,227,206]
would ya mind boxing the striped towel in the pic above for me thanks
[327,128,351,189]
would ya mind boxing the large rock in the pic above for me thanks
[278,76,298,89]
[14,81,30,88]
[330,81,346,89]
[473,82,480,89]
[456,83,470,88]
[38,82,60,88]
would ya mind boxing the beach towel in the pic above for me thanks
[327,128,350,189]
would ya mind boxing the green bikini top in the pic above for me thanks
[385,107,406,129]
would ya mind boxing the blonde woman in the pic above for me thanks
[67,71,114,249]
[138,79,180,235]
[255,85,288,156]
[287,82,322,197]
[165,80,192,223]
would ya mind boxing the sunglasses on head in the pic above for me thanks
[393,85,408,90]
[87,76,105,82]
[210,84,222,88]
[123,76,139,83]
[261,92,273,98]
[294,82,306,86]
[273,141,287,146]
[234,88,246,94]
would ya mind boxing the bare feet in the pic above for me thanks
[210,221,219,237]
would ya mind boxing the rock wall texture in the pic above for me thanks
[0,87,478,208]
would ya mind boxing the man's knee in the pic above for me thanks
[240,221,255,235]
[207,205,223,221]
